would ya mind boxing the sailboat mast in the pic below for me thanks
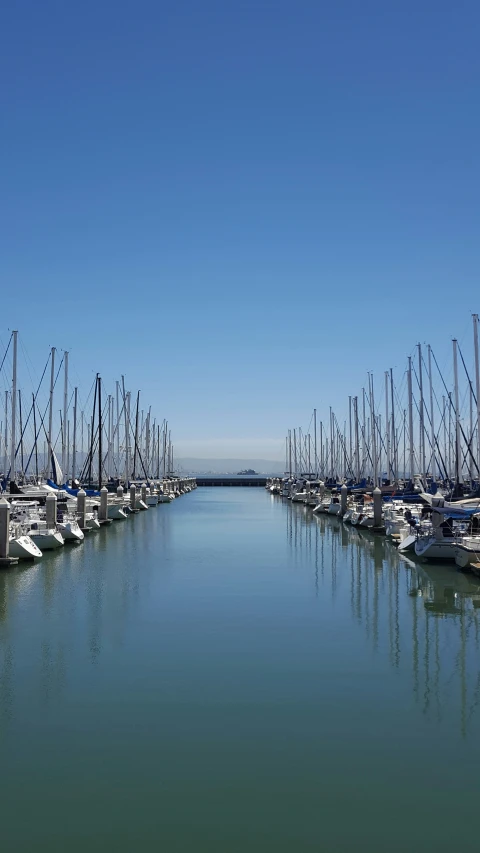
[133,392,140,480]
[348,396,352,478]
[98,375,102,490]
[369,373,378,486]
[72,387,77,484]
[427,345,435,481]
[417,343,426,485]
[3,391,8,480]
[32,393,39,481]
[48,347,55,479]
[62,351,68,473]
[122,380,130,484]
[390,368,396,482]
[354,396,360,482]
[453,339,462,484]
[385,372,390,482]
[473,314,480,475]
[19,390,24,479]
[313,409,317,477]
[10,330,18,485]
[407,357,414,482]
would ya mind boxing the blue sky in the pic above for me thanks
[1,0,479,459]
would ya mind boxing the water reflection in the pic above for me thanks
[0,509,164,727]
[1,493,480,742]
[286,500,480,734]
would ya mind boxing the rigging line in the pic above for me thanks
[0,332,13,378]
[431,348,479,475]
[121,385,149,480]
[458,343,477,407]
[11,353,56,473]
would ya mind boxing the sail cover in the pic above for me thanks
[51,450,64,486]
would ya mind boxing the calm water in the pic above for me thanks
[1,488,479,851]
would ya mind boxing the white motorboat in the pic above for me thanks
[455,536,480,570]
[414,508,458,561]
[9,523,43,560]
[57,518,84,542]
[27,521,64,550]
[327,497,341,515]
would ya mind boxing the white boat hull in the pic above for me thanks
[28,530,64,550]
[9,535,43,560]
[108,504,128,520]
[397,533,417,553]
[58,521,84,542]
[414,537,455,561]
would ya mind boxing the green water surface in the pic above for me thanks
[0,488,479,851]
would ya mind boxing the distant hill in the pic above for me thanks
[176,458,284,475]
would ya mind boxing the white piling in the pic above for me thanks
[130,484,136,509]
[77,489,87,529]
[340,483,348,516]
[141,483,147,503]
[117,485,124,500]
[373,487,383,528]
[46,493,57,528]
[0,498,11,560]
[99,486,108,523]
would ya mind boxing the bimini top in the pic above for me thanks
[432,505,480,520]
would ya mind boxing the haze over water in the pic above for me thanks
[1,489,479,851]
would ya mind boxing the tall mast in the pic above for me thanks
[115,381,120,473]
[453,339,462,484]
[107,395,112,480]
[348,396,352,479]
[3,391,8,480]
[417,344,426,485]
[407,357,414,482]
[163,422,167,477]
[385,371,390,482]
[97,375,102,490]
[473,314,480,475]
[319,421,323,478]
[390,368,396,482]
[427,345,435,481]
[448,392,453,479]
[133,391,140,480]
[33,393,39,481]
[362,389,366,478]
[48,347,56,479]
[329,408,334,480]
[293,428,297,475]
[313,409,317,477]
[10,330,18,485]
[288,429,292,476]
[369,373,378,486]
[121,377,129,484]
[354,396,360,482]
[62,351,68,473]
[19,390,24,479]
[72,386,78,484]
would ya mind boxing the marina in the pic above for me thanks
[275,312,480,573]
[0,331,196,567]
[3,1,479,848]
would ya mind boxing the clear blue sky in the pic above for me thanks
[1,0,479,459]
